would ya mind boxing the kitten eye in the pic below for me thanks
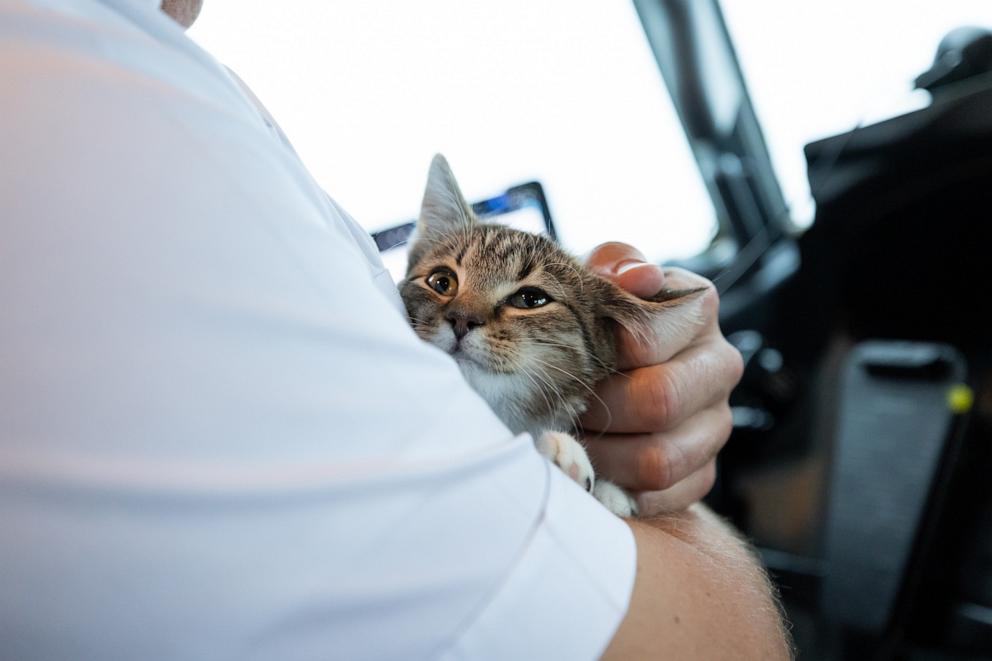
[508,287,552,309]
[426,268,458,296]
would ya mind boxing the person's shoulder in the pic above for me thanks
[5,0,257,126]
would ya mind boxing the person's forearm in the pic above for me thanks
[601,504,792,660]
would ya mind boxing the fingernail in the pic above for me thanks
[616,259,649,275]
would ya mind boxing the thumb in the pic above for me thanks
[585,241,666,298]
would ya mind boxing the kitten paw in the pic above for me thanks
[593,480,639,517]
[535,431,595,492]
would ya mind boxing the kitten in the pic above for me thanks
[399,154,701,516]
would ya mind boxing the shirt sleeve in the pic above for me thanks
[0,4,636,661]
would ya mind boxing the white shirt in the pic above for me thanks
[0,1,636,660]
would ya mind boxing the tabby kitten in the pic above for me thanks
[399,155,701,516]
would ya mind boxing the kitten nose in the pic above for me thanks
[445,310,484,340]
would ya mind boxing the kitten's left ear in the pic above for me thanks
[418,154,476,239]
[595,276,707,346]
[406,154,477,271]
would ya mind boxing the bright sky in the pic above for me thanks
[188,1,715,263]
[189,1,992,257]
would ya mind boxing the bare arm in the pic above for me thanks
[601,505,792,660]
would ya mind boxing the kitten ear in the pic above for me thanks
[406,154,476,272]
[595,276,707,347]
[418,153,476,239]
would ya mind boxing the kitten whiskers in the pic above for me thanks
[529,356,613,437]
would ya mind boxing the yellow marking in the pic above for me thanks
[947,384,974,414]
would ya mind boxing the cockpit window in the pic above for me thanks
[189,1,717,263]
[722,0,992,227]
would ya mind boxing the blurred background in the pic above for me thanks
[191,1,985,256]
[192,2,992,658]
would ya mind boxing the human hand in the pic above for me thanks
[580,242,743,515]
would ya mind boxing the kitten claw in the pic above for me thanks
[593,480,639,517]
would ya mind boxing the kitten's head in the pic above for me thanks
[399,154,697,435]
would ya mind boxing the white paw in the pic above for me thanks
[593,480,639,517]
[535,431,595,493]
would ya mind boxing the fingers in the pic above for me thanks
[584,242,733,513]
[581,341,743,434]
[585,242,667,299]
[635,459,718,515]
[584,404,732,491]
[586,244,719,369]
[614,268,719,369]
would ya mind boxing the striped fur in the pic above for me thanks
[399,155,699,513]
